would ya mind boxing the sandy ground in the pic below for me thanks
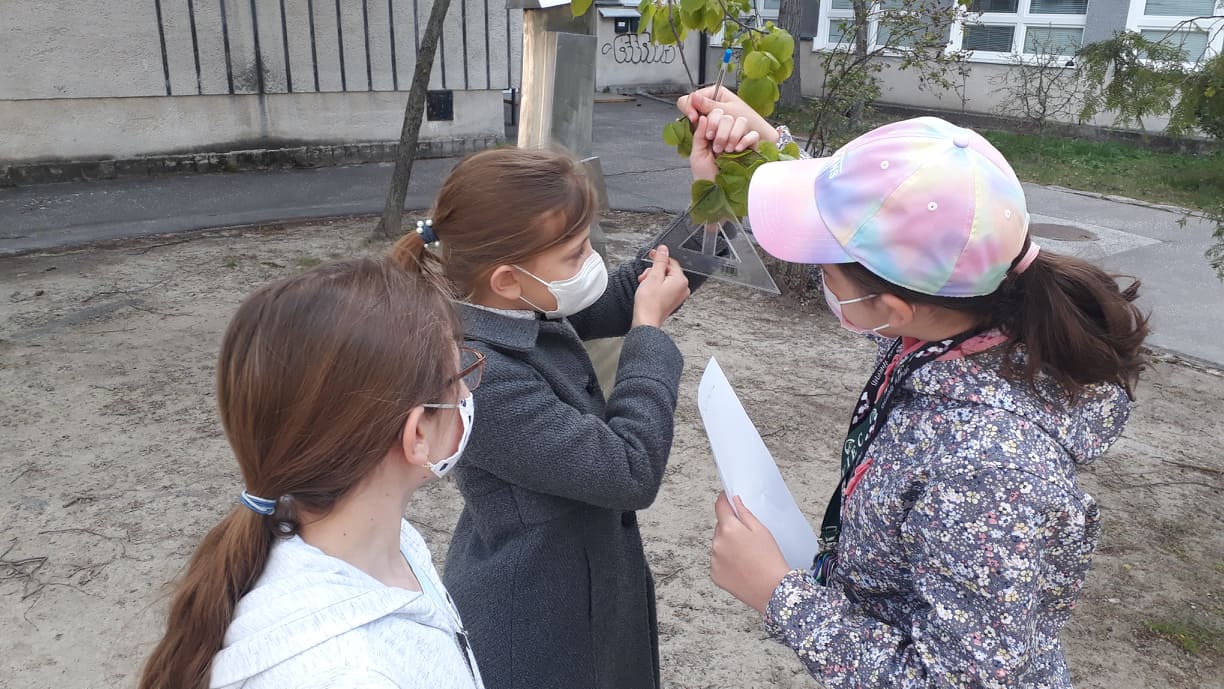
[1,213,1221,689]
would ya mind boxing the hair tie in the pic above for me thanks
[416,219,439,245]
[239,490,277,516]
[1013,242,1041,275]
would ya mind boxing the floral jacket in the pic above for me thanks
[766,342,1131,689]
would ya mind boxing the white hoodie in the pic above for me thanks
[209,519,484,689]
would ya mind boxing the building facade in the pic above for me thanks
[0,0,519,172]
[801,0,1223,128]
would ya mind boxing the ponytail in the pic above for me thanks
[390,230,444,281]
[840,245,1150,401]
[139,258,460,689]
[996,250,1149,400]
[138,510,274,689]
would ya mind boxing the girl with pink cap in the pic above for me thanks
[681,89,1150,688]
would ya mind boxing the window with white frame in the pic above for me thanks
[1125,0,1224,64]
[953,0,1088,60]
[710,0,779,46]
[816,0,926,50]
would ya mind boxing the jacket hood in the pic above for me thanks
[208,527,458,687]
[906,346,1132,465]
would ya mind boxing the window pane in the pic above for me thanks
[761,0,781,10]
[1028,0,1089,13]
[831,0,853,9]
[878,22,949,48]
[1141,29,1210,61]
[1023,26,1084,54]
[828,18,850,44]
[962,24,1017,51]
[877,25,919,48]
[1144,0,1217,16]
[971,0,1020,12]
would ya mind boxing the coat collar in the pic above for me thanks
[459,302,542,351]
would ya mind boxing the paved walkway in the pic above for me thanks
[2,99,1221,366]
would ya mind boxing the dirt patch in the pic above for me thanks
[1,213,1221,689]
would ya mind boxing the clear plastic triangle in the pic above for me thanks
[644,205,781,295]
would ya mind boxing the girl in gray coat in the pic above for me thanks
[390,142,747,689]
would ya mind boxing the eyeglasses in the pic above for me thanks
[453,346,484,392]
[423,346,485,411]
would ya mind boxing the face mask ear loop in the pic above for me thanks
[512,264,548,286]
[518,294,547,313]
[511,266,549,314]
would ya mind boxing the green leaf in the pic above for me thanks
[738,77,778,118]
[663,119,694,157]
[757,140,781,162]
[772,57,794,83]
[571,0,594,18]
[677,124,693,157]
[678,0,707,31]
[716,156,750,181]
[679,0,705,15]
[652,11,682,45]
[638,0,655,29]
[691,179,717,207]
[718,149,755,164]
[691,181,734,224]
[781,141,801,160]
[743,51,781,80]
[760,29,795,63]
[716,172,749,218]
[662,120,684,147]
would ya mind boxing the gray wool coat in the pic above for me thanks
[442,258,683,689]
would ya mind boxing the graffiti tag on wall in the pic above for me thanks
[601,33,678,65]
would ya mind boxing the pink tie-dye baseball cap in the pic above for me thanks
[747,117,1030,297]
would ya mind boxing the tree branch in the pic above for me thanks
[667,1,698,89]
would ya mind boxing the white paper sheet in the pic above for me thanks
[698,357,820,571]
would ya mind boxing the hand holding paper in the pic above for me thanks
[711,492,792,614]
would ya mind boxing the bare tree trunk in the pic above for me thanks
[777,0,804,109]
[847,0,870,129]
[372,0,455,239]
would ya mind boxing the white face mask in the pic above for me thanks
[823,282,890,335]
[422,393,474,478]
[514,253,609,319]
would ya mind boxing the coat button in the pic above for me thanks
[621,512,636,527]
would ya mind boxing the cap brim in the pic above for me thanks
[748,158,854,266]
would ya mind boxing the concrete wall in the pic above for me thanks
[0,0,520,165]
[795,53,1174,131]
[595,18,702,91]
[0,90,504,163]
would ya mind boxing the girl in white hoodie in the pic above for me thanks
[139,257,486,689]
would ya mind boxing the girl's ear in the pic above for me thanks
[399,407,432,470]
[487,265,524,302]
[878,293,916,330]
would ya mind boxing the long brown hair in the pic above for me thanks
[138,257,459,689]
[840,239,1150,400]
[390,147,599,296]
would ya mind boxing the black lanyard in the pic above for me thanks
[812,332,976,585]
